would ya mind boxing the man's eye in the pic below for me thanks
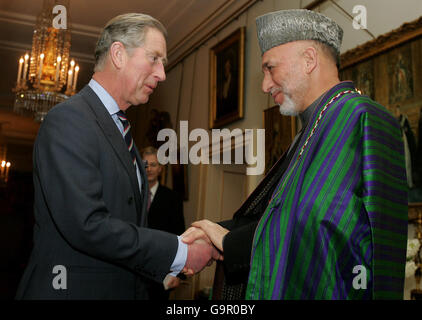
[148,55,158,63]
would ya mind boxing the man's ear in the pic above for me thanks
[302,46,318,74]
[109,42,126,69]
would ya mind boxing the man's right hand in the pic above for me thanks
[182,220,229,252]
[183,239,222,276]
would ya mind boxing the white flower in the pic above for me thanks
[407,239,421,260]
[406,261,418,278]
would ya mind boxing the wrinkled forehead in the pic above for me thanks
[144,28,168,59]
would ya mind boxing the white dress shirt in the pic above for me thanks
[88,79,186,277]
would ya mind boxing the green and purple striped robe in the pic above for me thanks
[247,81,408,300]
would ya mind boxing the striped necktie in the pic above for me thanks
[147,190,152,211]
[116,110,137,166]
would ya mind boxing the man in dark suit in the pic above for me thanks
[142,147,185,237]
[142,146,185,299]
[15,13,219,300]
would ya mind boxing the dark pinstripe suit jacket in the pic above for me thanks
[16,85,178,299]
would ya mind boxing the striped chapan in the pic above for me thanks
[246,81,408,300]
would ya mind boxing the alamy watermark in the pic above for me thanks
[156,121,265,175]
[52,265,67,290]
[352,265,367,290]
[352,5,367,30]
[52,5,67,29]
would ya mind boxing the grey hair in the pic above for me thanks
[94,13,167,72]
[310,40,340,69]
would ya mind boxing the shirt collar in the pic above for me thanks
[299,81,356,128]
[150,182,159,198]
[88,78,120,115]
[299,92,324,128]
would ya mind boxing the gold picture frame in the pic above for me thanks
[209,27,245,129]
[409,202,422,222]
[340,17,422,70]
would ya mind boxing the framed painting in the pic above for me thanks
[339,16,422,206]
[264,105,296,174]
[209,27,245,129]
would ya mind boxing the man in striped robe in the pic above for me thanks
[182,9,408,299]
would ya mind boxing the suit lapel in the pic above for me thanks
[78,85,143,219]
[133,145,149,226]
[149,184,162,211]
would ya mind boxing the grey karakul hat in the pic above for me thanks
[256,9,343,55]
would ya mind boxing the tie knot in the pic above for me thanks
[116,110,128,123]
[116,110,136,166]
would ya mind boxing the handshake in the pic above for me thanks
[164,220,229,290]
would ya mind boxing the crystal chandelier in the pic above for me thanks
[13,0,79,122]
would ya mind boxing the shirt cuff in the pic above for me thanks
[169,235,187,276]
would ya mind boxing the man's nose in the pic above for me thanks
[155,61,166,82]
[262,73,273,93]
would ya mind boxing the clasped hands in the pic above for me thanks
[182,219,229,276]
[163,220,229,290]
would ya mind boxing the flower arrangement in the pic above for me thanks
[406,238,421,278]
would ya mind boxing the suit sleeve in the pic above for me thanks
[35,105,178,283]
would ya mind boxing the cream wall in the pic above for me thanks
[144,0,291,227]
[131,0,422,299]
